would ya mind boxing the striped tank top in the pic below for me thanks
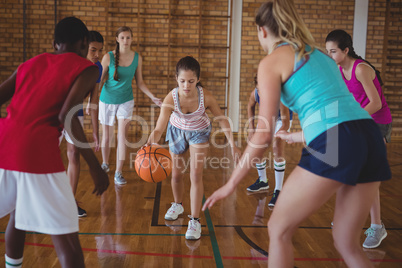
[169,86,211,131]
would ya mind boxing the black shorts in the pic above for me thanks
[298,119,391,185]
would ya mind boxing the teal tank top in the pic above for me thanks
[280,45,371,145]
[100,51,138,104]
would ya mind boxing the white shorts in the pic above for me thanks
[275,119,293,133]
[0,169,78,235]
[99,100,134,126]
[61,116,84,144]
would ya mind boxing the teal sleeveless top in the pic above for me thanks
[100,51,138,104]
[279,44,371,145]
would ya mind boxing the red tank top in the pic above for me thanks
[0,53,95,173]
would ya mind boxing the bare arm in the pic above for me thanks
[87,82,100,151]
[356,64,382,115]
[146,92,174,144]
[0,70,17,116]
[134,54,162,106]
[59,66,109,196]
[203,46,294,210]
[98,52,110,94]
[278,102,290,132]
[247,90,257,135]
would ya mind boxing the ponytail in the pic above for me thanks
[113,41,120,81]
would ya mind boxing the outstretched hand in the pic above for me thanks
[275,130,304,144]
[89,166,109,196]
[202,182,236,211]
[275,130,294,144]
[152,97,163,107]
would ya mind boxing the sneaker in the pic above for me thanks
[185,217,201,240]
[101,163,110,173]
[164,202,184,221]
[268,190,280,207]
[114,171,127,185]
[363,224,387,249]
[78,206,87,218]
[247,177,269,192]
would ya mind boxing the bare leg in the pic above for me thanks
[51,233,85,268]
[189,143,208,218]
[333,182,380,267]
[170,151,186,204]
[116,119,129,173]
[369,189,382,225]
[101,124,114,166]
[5,211,25,259]
[267,166,342,267]
[67,142,80,195]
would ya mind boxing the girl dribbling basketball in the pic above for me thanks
[146,56,241,240]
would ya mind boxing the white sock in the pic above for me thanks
[371,223,382,230]
[256,161,267,183]
[5,255,23,268]
[274,160,286,191]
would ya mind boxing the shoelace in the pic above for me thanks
[364,228,376,237]
[188,220,198,231]
[168,203,180,213]
[188,215,200,231]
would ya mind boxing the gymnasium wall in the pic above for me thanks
[1,0,400,141]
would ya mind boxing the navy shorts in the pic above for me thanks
[298,119,391,185]
[165,122,211,155]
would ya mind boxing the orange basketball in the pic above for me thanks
[135,144,172,183]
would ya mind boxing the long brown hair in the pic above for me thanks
[114,26,133,81]
[255,0,316,60]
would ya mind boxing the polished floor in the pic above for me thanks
[0,139,401,267]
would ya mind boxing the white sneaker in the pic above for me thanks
[185,217,201,240]
[164,203,184,221]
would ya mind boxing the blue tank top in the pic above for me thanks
[100,51,138,104]
[254,88,293,120]
[279,44,371,145]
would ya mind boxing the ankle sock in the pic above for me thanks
[256,161,267,182]
[274,160,286,191]
[5,255,23,268]
[371,223,382,230]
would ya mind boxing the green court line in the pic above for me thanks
[203,196,223,268]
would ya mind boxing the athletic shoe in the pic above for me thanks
[101,163,110,173]
[185,217,201,240]
[114,171,127,185]
[78,206,87,218]
[164,202,184,221]
[247,177,269,192]
[268,190,280,207]
[363,224,387,249]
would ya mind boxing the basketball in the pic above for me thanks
[135,144,172,183]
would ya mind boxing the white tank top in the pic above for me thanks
[169,86,211,131]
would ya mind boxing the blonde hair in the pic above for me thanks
[255,0,316,60]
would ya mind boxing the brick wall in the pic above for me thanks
[1,0,400,140]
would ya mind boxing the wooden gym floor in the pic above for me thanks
[0,138,401,267]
